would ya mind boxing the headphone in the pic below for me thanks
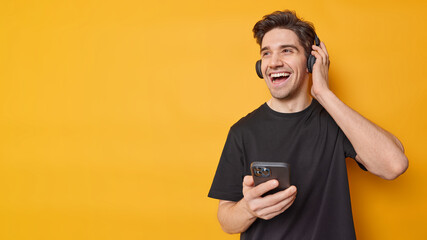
[255,34,320,79]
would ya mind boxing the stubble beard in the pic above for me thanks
[269,89,293,100]
[268,80,302,101]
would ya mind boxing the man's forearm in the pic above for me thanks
[217,200,257,234]
[314,89,408,180]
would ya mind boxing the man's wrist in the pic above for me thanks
[312,87,332,103]
[238,198,258,221]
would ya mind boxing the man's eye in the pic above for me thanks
[283,49,292,53]
[262,52,270,57]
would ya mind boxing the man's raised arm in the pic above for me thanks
[310,42,408,180]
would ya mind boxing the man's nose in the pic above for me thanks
[269,53,283,68]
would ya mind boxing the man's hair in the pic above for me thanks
[252,10,316,59]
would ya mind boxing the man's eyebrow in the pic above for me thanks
[260,44,299,53]
[260,46,269,53]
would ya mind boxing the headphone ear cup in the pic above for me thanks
[307,55,316,73]
[308,34,321,73]
[255,60,263,79]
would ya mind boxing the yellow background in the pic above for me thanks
[1,0,426,239]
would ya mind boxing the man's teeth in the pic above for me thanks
[271,72,290,78]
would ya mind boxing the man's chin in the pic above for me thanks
[269,90,291,100]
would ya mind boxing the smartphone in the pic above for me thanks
[250,162,290,196]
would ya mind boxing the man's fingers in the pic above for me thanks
[245,179,279,199]
[259,195,297,220]
[243,175,254,187]
[311,49,327,65]
[262,185,297,207]
[320,41,329,57]
[312,44,329,65]
[245,185,297,215]
[312,41,329,57]
[253,186,297,219]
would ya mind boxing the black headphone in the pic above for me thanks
[255,34,320,78]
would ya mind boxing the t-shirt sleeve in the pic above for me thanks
[342,132,367,171]
[208,127,245,202]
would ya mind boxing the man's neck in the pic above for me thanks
[267,95,313,113]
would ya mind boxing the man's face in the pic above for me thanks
[260,28,309,100]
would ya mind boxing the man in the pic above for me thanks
[208,10,408,239]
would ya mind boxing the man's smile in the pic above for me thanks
[268,71,291,85]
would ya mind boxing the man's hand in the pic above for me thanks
[310,41,331,99]
[242,175,297,220]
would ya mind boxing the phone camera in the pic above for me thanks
[261,168,270,177]
[253,167,271,177]
[254,168,262,177]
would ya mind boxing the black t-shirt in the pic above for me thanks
[208,100,365,240]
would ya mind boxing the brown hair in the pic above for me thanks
[253,10,316,59]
